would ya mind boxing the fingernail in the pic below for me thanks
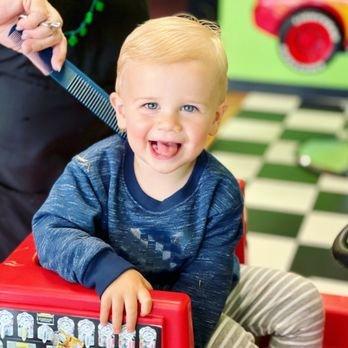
[16,25,23,31]
[52,60,63,72]
[53,65,62,72]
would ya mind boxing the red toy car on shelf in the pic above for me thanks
[254,0,348,71]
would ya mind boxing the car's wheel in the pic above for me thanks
[279,10,341,72]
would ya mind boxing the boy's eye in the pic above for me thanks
[144,102,158,110]
[182,105,198,112]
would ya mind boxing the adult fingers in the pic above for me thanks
[51,35,67,71]
[21,24,58,39]
[18,2,64,39]
[18,0,50,30]
[21,27,66,70]
[21,31,63,54]
[0,1,23,26]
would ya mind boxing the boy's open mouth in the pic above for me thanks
[150,140,181,159]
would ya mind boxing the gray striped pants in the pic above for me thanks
[207,265,324,347]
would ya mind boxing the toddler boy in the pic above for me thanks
[33,15,324,348]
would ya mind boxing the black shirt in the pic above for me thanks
[0,0,149,259]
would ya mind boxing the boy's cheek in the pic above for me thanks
[126,125,148,146]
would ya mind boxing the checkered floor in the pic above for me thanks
[210,92,348,297]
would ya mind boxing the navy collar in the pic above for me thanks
[124,142,207,211]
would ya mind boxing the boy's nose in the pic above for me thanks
[157,113,182,133]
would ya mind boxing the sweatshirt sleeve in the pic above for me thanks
[32,158,134,293]
[171,198,243,347]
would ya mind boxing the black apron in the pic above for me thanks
[0,0,149,260]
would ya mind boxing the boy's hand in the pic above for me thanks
[100,269,153,334]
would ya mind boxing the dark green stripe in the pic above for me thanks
[237,110,286,122]
[248,209,303,238]
[257,163,319,184]
[281,129,337,142]
[291,246,348,281]
[314,192,348,214]
[210,139,267,155]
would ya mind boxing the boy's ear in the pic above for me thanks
[110,92,126,130]
[208,100,227,136]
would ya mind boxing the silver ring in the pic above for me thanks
[41,21,62,31]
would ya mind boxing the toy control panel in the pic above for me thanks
[0,308,161,348]
[0,235,194,348]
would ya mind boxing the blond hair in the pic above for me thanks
[116,14,228,102]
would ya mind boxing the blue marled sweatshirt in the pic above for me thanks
[32,135,243,347]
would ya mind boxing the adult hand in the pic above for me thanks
[0,0,67,71]
[100,269,153,334]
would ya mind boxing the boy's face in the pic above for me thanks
[111,60,225,176]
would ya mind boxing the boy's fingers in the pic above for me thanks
[144,279,153,290]
[125,296,138,333]
[99,297,111,325]
[112,297,124,334]
[138,289,152,317]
